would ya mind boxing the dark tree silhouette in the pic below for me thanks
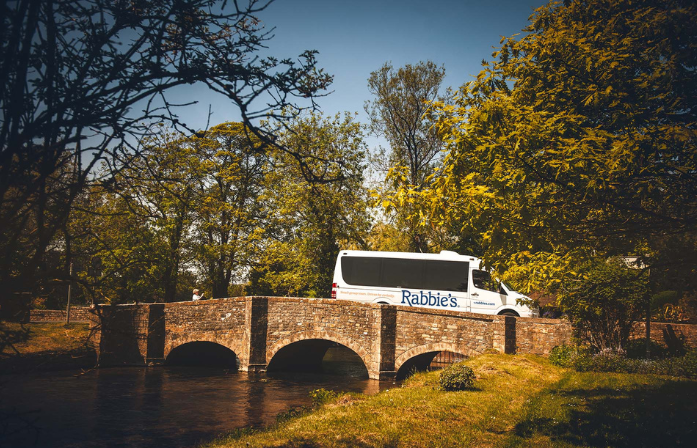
[0,0,332,306]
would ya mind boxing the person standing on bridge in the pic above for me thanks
[192,289,204,301]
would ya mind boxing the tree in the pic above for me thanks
[366,61,449,252]
[0,0,332,305]
[87,130,200,303]
[248,112,370,297]
[559,257,649,352]
[191,122,272,298]
[68,185,166,304]
[128,133,200,303]
[408,0,696,297]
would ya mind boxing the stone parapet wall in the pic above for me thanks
[264,298,380,373]
[631,322,697,349]
[90,297,580,378]
[162,298,248,364]
[30,308,94,323]
[515,317,574,355]
[393,307,498,371]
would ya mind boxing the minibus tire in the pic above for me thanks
[498,310,519,317]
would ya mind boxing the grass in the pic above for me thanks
[204,354,697,448]
[0,321,96,373]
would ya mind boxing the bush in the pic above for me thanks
[438,363,476,391]
[553,344,697,378]
[584,349,635,373]
[549,344,587,367]
[557,257,648,352]
[309,388,338,406]
[657,350,697,378]
[625,338,668,359]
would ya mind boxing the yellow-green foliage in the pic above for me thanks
[247,112,370,298]
[438,362,476,391]
[386,0,697,295]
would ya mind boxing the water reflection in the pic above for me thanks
[1,358,392,448]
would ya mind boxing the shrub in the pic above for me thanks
[555,345,697,378]
[309,388,338,406]
[585,349,635,373]
[657,350,697,378]
[549,344,587,367]
[557,257,648,352]
[438,363,476,391]
[625,338,668,359]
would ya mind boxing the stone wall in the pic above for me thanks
[94,304,154,366]
[631,322,697,349]
[393,308,499,372]
[91,297,578,378]
[162,298,248,364]
[515,317,574,355]
[265,298,381,374]
[30,307,93,323]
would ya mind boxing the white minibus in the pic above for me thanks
[331,250,537,317]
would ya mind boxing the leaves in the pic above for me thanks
[248,112,370,298]
[400,0,697,294]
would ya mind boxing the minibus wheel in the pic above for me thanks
[498,310,519,317]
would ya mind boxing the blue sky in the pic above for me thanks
[173,0,547,140]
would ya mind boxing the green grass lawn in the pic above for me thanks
[205,354,697,448]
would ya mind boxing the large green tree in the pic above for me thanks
[406,0,696,295]
[248,112,370,297]
[81,131,201,303]
[366,61,449,253]
[68,185,166,304]
[189,123,273,298]
[0,0,331,306]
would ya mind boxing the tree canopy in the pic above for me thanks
[249,112,370,298]
[399,0,696,293]
[366,61,449,252]
[0,0,332,302]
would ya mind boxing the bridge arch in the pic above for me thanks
[266,330,371,374]
[394,343,475,379]
[165,341,238,368]
[164,335,245,365]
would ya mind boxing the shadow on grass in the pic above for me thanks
[514,379,697,447]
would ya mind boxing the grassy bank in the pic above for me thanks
[0,321,96,373]
[205,354,697,448]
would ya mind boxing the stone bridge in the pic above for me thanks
[92,297,571,379]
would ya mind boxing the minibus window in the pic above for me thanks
[382,258,423,288]
[424,261,469,292]
[342,257,381,286]
[342,256,469,292]
[472,270,499,293]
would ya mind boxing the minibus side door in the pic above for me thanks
[470,269,505,314]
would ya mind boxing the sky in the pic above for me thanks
[172,0,547,144]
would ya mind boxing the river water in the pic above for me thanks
[1,351,394,448]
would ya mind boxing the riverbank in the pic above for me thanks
[0,321,97,373]
[205,354,697,448]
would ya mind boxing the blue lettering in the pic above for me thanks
[420,291,428,306]
[401,290,461,308]
[401,290,412,306]
[428,292,437,306]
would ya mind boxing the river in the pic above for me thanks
[0,348,394,448]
